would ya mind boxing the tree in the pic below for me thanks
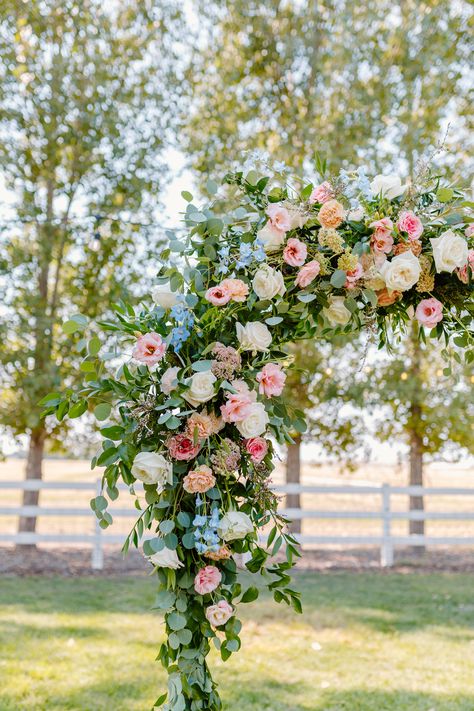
[0,0,185,536]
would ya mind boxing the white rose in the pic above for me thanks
[161,366,180,395]
[287,206,308,230]
[131,451,173,489]
[236,321,272,352]
[148,546,183,569]
[252,264,286,300]
[323,296,352,326]
[347,206,365,221]
[218,511,254,542]
[430,229,468,273]
[183,369,216,407]
[370,174,406,200]
[379,250,421,291]
[257,223,286,252]
[235,402,269,438]
[151,282,178,309]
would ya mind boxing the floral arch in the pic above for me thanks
[45,163,473,710]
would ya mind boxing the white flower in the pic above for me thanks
[323,296,352,326]
[161,366,180,395]
[148,546,183,569]
[379,250,421,292]
[151,282,178,309]
[287,206,308,230]
[347,206,365,221]
[235,402,269,437]
[256,223,286,252]
[236,322,272,352]
[218,511,254,541]
[183,369,216,407]
[131,451,173,489]
[252,264,286,300]
[430,229,469,273]
[370,174,406,200]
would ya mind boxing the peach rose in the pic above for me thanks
[309,181,333,204]
[318,199,345,228]
[183,465,216,494]
[283,237,307,267]
[345,263,363,289]
[205,600,234,627]
[132,332,166,366]
[205,284,231,306]
[415,297,443,328]
[194,565,222,595]
[295,260,320,288]
[376,288,402,306]
[205,545,232,561]
[186,411,222,439]
[397,210,424,241]
[220,278,249,303]
[370,217,394,255]
[393,240,422,257]
[256,363,286,397]
[266,203,292,232]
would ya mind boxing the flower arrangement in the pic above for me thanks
[44,162,473,710]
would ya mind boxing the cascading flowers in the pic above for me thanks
[43,161,473,710]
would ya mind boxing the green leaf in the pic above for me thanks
[167,612,187,631]
[68,400,88,418]
[182,532,196,549]
[62,319,81,335]
[437,187,454,203]
[181,191,193,202]
[177,512,191,528]
[159,520,175,535]
[191,360,213,372]
[240,586,259,603]
[265,316,283,326]
[225,638,240,652]
[297,293,316,303]
[177,628,193,645]
[94,403,111,421]
[88,337,101,356]
[330,270,347,288]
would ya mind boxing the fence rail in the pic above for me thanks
[1,479,474,570]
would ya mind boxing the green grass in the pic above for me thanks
[1,572,474,710]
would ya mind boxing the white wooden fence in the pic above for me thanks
[1,479,474,570]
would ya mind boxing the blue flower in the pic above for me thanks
[193,514,207,528]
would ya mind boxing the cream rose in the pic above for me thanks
[430,229,469,273]
[161,366,180,395]
[218,511,254,541]
[323,296,352,326]
[379,250,421,292]
[287,206,308,230]
[256,223,286,252]
[235,402,269,438]
[236,321,272,352]
[148,546,183,569]
[131,451,173,489]
[252,265,286,300]
[183,370,217,407]
[370,174,406,200]
[151,282,178,309]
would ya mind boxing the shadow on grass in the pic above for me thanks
[307,689,474,711]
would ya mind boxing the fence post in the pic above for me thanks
[381,483,394,567]
[91,478,104,570]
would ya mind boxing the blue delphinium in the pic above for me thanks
[193,507,221,553]
[169,297,195,352]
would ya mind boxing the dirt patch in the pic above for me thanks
[1,545,474,577]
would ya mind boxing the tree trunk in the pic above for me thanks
[17,428,46,546]
[286,435,302,535]
[408,323,425,554]
[409,429,424,541]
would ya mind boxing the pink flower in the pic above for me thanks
[132,332,166,366]
[220,391,254,423]
[456,249,474,284]
[465,225,474,238]
[283,238,308,267]
[345,262,364,289]
[205,284,231,306]
[194,565,222,595]
[295,260,320,288]
[167,434,201,461]
[397,211,424,241]
[220,278,249,303]
[309,181,333,205]
[256,363,286,397]
[415,297,443,328]
[370,218,394,255]
[205,600,234,627]
[245,437,268,464]
[266,204,292,233]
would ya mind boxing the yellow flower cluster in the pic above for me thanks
[318,227,345,254]
[337,248,359,272]
[312,251,331,275]
[416,255,435,293]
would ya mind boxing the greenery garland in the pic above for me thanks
[43,162,473,710]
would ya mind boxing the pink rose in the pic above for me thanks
[220,390,254,423]
[456,249,474,284]
[256,363,286,397]
[370,217,394,255]
[183,465,216,494]
[132,332,166,366]
[205,284,231,306]
[415,297,443,328]
[205,600,234,627]
[295,260,320,288]
[465,225,474,238]
[245,437,268,464]
[345,262,363,289]
[397,211,424,241]
[283,238,308,267]
[194,565,222,595]
[220,278,249,303]
[167,434,201,461]
[309,181,333,205]
[266,204,292,233]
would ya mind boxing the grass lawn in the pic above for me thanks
[1,572,474,711]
